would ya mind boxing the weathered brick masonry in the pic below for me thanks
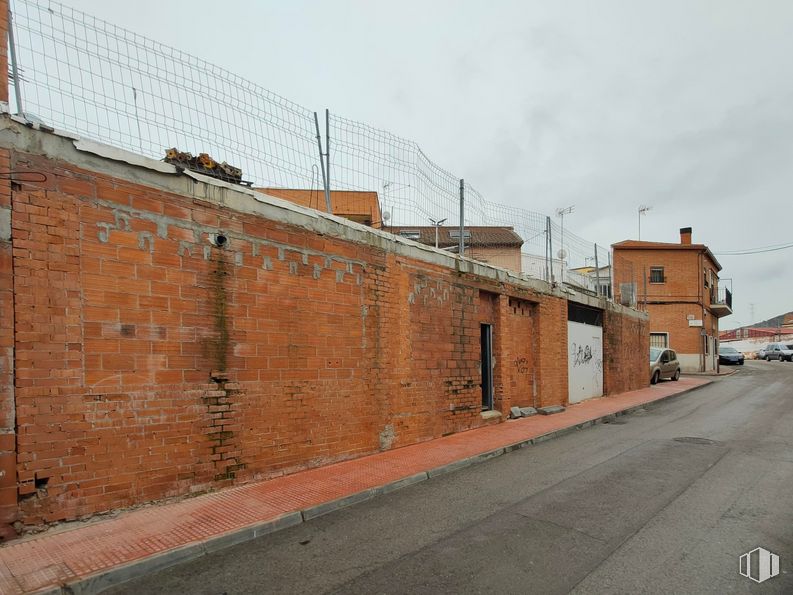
[0,5,17,535]
[0,119,648,534]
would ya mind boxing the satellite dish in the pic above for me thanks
[557,249,568,260]
[382,211,391,222]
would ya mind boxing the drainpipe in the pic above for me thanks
[699,252,705,372]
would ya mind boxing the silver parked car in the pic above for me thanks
[650,347,681,384]
[764,343,793,362]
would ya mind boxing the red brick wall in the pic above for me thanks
[603,307,649,395]
[534,297,569,408]
[3,147,646,529]
[0,146,15,537]
[501,298,537,411]
[646,302,704,354]
[612,244,720,369]
[0,2,15,538]
[466,246,521,273]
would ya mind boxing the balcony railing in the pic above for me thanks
[715,286,732,309]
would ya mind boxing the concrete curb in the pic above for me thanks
[426,448,506,478]
[50,511,303,595]
[47,380,712,594]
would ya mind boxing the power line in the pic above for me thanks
[714,241,793,256]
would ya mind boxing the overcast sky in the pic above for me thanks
[66,0,793,327]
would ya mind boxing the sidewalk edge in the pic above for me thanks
[43,379,712,594]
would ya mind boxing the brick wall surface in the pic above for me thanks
[4,147,647,530]
[465,246,522,273]
[0,1,15,537]
[613,244,720,369]
[603,308,649,395]
[0,145,15,536]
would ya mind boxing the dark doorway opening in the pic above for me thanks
[480,323,493,410]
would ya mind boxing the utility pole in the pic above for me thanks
[638,205,652,240]
[429,217,447,248]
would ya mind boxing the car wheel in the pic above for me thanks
[672,369,680,381]
[765,356,771,361]
[651,370,660,385]
[738,360,744,365]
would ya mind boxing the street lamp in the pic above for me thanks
[429,217,447,248]
[638,205,652,240]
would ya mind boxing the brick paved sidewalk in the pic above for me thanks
[0,377,711,594]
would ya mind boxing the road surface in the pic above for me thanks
[109,360,793,594]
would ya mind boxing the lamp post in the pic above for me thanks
[429,217,447,248]
[638,205,652,240]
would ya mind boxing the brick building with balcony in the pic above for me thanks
[612,227,732,372]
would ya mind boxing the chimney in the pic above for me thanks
[680,227,692,245]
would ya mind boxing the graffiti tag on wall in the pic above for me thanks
[571,343,593,366]
[571,342,603,370]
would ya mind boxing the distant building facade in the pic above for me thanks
[257,188,383,228]
[389,226,524,273]
[612,227,732,372]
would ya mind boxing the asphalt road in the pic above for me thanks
[109,360,793,594]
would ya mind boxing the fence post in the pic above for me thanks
[325,108,331,209]
[594,243,600,296]
[547,216,554,284]
[544,217,550,282]
[643,265,648,311]
[607,250,612,301]
[458,179,465,256]
[7,3,24,116]
[313,112,331,213]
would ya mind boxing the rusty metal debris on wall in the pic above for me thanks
[164,149,249,186]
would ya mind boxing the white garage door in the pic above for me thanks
[568,320,603,404]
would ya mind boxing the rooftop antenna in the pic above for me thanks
[638,205,652,240]
[555,205,574,281]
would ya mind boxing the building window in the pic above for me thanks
[650,333,669,348]
[448,229,471,239]
[649,267,665,284]
[398,230,421,240]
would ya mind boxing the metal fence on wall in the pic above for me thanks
[7,0,625,301]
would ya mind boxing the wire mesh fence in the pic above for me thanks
[7,0,628,302]
[9,0,319,189]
